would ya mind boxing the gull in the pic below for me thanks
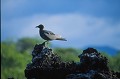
[36,24,67,43]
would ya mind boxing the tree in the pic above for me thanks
[16,37,43,53]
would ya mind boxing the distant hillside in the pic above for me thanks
[83,46,119,56]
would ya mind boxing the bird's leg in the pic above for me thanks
[41,41,46,46]
[42,41,49,47]
[43,41,48,46]
[45,40,48,42]
[46,41,48,44]
[46,41,49,45]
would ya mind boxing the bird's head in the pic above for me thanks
[36,24,44,30]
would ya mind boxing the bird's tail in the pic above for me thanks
[56,38,67,41]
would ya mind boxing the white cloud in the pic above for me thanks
[2,13,120,49]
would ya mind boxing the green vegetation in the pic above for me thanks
[107,52,120,72]
[1,37,120,78]
[54,47,82,62]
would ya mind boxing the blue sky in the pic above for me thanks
[1,0,120,49]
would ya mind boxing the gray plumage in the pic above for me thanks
[36,24,67,41]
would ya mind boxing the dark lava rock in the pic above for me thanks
[78,48,109,72]
[24,43,120,79]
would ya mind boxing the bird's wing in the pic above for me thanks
[43,30,66,40]
[43,30,55,35]
[43,30,57,40]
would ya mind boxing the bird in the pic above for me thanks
[36,24,67,42]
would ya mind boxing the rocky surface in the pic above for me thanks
[24,43,120,79]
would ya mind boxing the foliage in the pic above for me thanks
[108,51,120,72]
[1,37,120,78]
[1,40,31,79]
[54,47,82,62]
[101,51,120,72]
[16,37,43,52]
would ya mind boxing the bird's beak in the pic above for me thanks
[35,26,38,28]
